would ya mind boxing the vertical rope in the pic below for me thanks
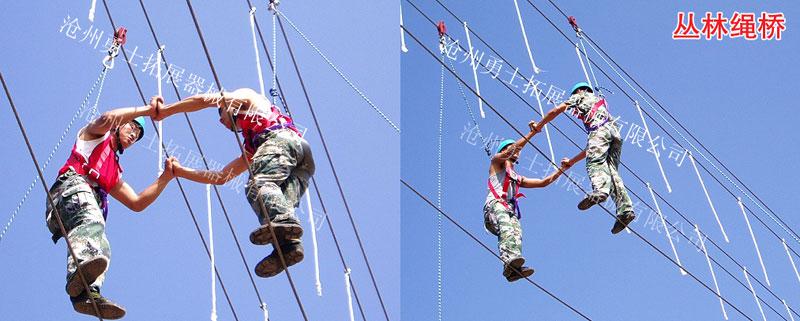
[782,239,800,286]
[648,183,686,276]
[574,44,593,89]
[634,101,672,193]
[345,268,355,321]
[688,152,730,242]
[249,7,266,96]
[785,299,797,321]
[270,3,278,105]
[400,10,409,53]
[744,266,768,321]
[306,192,322,296]
[436,53,445,321]
[511,0,555,165]
[695,224,728,320]
[739,198,771,287]
[576,35,598,91]
[207,184,218,321]
[512,0,540,74]
[88,0,98,22]
[462,21,484,118]
[156,46,164,176]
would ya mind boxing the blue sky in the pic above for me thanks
[0,1,398,320]
[402,1,799,320]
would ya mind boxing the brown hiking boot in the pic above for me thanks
[503,257,535,282]
[249,222,304,245]
[255,241,305,278]
[611,212,636,234]
[71,288,126,320]
[65,257,108,297]
[578,192,608,211]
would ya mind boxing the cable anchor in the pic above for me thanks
[437,21,447,53]
[102,27,127,69]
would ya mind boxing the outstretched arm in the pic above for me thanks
[155,88,261,121]
[83,96,161,139]
[534,102,568,132]
[520,151,585,188]
[490,121,540,166]
[109,156,176,212]
[173,155,248,185]
[154,94,221,120]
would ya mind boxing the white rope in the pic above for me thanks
[88,0,97,22]
[785,299,797,321]
[648,183,686,276]
[207,184,218,321]
[577,35,599,90]
[688,152,730,242]
[1,66,108,245]
[739,197,771,287]
[157,46,164,176]
[581,36,800,247]
[634,101,672,193]
[744,266,768,321]
[511,0,555,166]
[512,0,540,75]
[261,303,270,321]
[574,44,593,89]
[249,7,266,96]
[462,21,484,119]
[782,239,800,286]
[436,58,445,321]
[306,192,322,296]
[695,224,728,320]
[270,5,278,105]
[344,268,355,321]
[445,58,487,148]
[400,10,408,53]
[276,10,400,133]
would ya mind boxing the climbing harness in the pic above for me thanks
[487,165,526,219]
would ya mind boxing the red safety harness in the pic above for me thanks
[238,105,301,156]
[573,98,609,131]
[488,165,526,218]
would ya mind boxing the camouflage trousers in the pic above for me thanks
[484,200,522,264]
[246,129,315,234]
[46,170,110,290]
[586,122,634,216]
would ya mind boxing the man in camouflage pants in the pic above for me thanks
[158,88,315,278]
[535,82,635,234]
[47,98,177,319]
[485,121,581,282]
[245,128,315,277]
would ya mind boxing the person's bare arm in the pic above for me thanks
[82,96,161,139]
[492,120,540,166]
[108,156,176,212]
[173,155,248,185]
[520,151,584,188]
[156,88,260,121]
[534,102,568,132]
[154,94,221,121]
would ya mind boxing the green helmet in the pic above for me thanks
[570,82,593,95]
[132,116,146,142]
[496,139,516,154]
